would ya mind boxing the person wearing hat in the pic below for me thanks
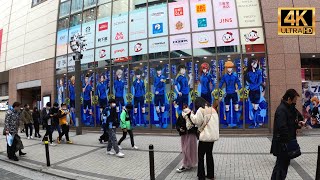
[106,99,124,158]
[133,69,146,127]
[57,103,73,144]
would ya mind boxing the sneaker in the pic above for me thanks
[115,152,125,158]
[118,146,122,150]
[30,136,33,139]
[19,152,26,156]
[176,167,187,173]
[67,140,73,144]
[27,137,30,140]
[132,146,139,150]
[50,143,56,146]
[106,151,115,155]
[12,156,19,161]
[57,137,61,144]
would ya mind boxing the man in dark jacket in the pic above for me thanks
[271,89,304,180]
[41,102,55,146]
[51,102,62,139]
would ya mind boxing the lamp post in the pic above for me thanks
[70,33,86,135]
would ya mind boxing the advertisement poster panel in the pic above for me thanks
[148,4,168,38]
[213,0,238,29]
[190,0,214,32]
[168,0,191,34]
[96,17,111,47]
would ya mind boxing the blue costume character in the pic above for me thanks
[245,58,263,128]
[133,69,146,126]
[114,69,125,112]
[97,74,109,109]
[82,74,92,115]
[58,78,65,107]
[175,65,192,110]
[154,66,166,128]
[200,63,215,105]
[69,76,76,109]
[219,61,242,128]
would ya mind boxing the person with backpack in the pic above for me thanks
[106,99,124,158]
[118,104,138,150]
[56,103,73,144]
[41,102,56,146]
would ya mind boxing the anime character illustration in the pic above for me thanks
[199,63,215,105]
[175,65,192,110]
[69,76,76,110]
[245,58,263,128]
[218,61,242,128]
[114,69,125,113]
[82,74,93,115]
[58,77,65,107]
[306,96,320,128]
[97,73,109,110]
[244,30,260,42]
[133,69,147,127]
[154,65,167,128]
[222,32,235,43]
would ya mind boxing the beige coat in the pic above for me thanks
[190,106,219,142]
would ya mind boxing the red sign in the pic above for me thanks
[99,22,108,31]
[114,56,132,63]
[0,29,2,58]
[174,7,184,16]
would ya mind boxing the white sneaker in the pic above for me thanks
[30,136,33,139]
[27,137,30,140]
[50,143,56,146]
[116,152,125,158]
[132,146,139,150]
[118,146,122,150]
[106,151,115,155]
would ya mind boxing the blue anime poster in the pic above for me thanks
[95,68,110,126]
[67,74,76,126]
[218,56,243,129]
[150,61,170,129]
[81,71,95,126]
[56,76,67,108]
[243,56,268,128]
[130,63,149,128]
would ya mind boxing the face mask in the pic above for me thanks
[111,103,116,107]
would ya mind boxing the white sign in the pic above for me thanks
[68,25,81,53]
[129,8,147,41]
[149,37,169,53]
[111,43,128,59]
[96,46,111,61]
[56,55,68,70]
[129,39,148,56]
[96,17,111,47]
[67,54,75,67]
[190,0,214,32]
[148,4,168,38]
[112,13,128,44]
[56,29,68,56]
[192,31,215,48]
[169,0,191,34]
[82,21,95,49]
[170,34,191,51]
[213,0,238,29]
[240,28,264,45]
[236,0,262,27]
[81,49,94,64]
[216,29,240,47]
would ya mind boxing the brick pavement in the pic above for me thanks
[0,127,318,180]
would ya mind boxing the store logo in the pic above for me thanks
[174,7,184,16]
[278,8,315,35]
[197,18,207,28]
[99,22,108,31]
[115,32,124,40]
[196,4,206,13]
[151,12,164,17]
[114,49,125,54]
[60,35,66,41]
[219,1,230,8]
[99,49,106,58]
[134,43,143,52]
[98,37,108,43]
[175,21,184,30]
[173,38,188,45]
[85,27,91,33]
[222,32,234,43]
[244,30,260,42]
[153,23,163,34]
[198,34,209,44]
[114,21,126,26]
[151,41,166,48]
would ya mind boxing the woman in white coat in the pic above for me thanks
[191,97,219,180]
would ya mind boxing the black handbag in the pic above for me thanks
[287,139,301,159]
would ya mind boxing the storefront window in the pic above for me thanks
[83,8,96,23]
[70,13,82,27]
[71,0,83,13]
[112,0,128,15]
[58,18,69,30]
[98,0,111,5]
[84,0,97,9]
[59,1,71,18]
[97,3,111,19]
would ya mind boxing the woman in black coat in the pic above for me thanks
[32,107,41,138]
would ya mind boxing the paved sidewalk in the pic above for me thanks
[0,127,318,180]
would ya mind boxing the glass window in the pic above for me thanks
[98,0,111,5]
[70,13,82,27]
[83,8,96,23]
[97,3,111,19]
[58,18,69,30]
[130,0,147,10]
[59,1,71,18]
[84,0,97,9]
[71,0,83,13]
[112,0,129,15]
[32,0,47,7]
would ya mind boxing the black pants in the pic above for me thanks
[34,122,40,137]
[100,124,108,142]
[118,130,135,147]
[24,123,33,137]
[271,153,291,180]
[42,125,53,143]
[198,141,214,179]
[7,134,17,159]
[59,124,70,141]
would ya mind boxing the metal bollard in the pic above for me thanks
[149,144,155,180]
[44,136,50,167]
[316,145,320,180]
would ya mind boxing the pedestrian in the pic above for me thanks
[176,104,198,173]
[271,89,305,180]
[41,102,56,146]
[19,107,25,133]
[190,97,219,180]
[51,102,62,139]
[32,107,41,138]
[118,104,139,150]
[106,99,124,158]
[4,102,27,161]
[20,104,34,139]
[99,105,109,144]
[57,103,73,144]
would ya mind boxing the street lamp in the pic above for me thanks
[70,33,87,135]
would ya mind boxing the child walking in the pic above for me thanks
[118,104,138,150]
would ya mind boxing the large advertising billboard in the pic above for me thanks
[129,8,148,41]
[213,0,238,29]
[236,0,262,27]
[168,0,191,34]
[56,29,68,56]
[82,21,96,49]
[148,4,168,38]
[112,13,129,44]
[96,17,111,47]
[190,0,214,32]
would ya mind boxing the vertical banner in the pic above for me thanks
[236,0,262,27]
[82,21,96,49]
[56,29,68,56]
[96,17,111,47]
[148,4,169,38]
[216,29,240,47]
[190,0,214,32]
[169,0,191,34]
[111,13,129,44]
[213,0,238,29]
[129,8,148,41]
[68,25,81,53]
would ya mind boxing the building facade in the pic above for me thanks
[0,0,319,131]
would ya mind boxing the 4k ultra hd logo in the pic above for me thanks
[278,8,316,35]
